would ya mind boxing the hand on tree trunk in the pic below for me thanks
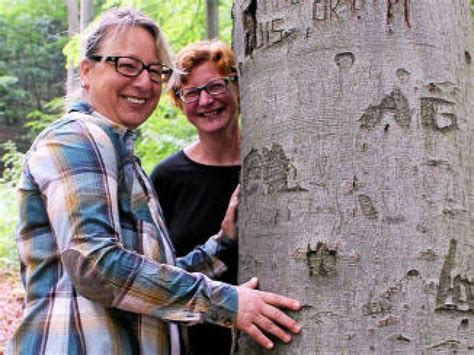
[220,185,240,240]
[235,277,302,349]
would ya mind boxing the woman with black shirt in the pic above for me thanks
[151,40,241,354]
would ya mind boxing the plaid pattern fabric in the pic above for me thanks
[7,102,237,355]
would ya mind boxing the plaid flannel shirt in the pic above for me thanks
[7,102,237,355]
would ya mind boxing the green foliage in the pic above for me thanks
[0,3,67,154]
[0,0,66,18]
[0,142,24,270]
[0,141,24,188]
[136,101,196,173]
[25,97,66,139]
[0,12,67,108]
[0,182,18,269]
[0,76,20,124]
[218,0,234,43]
[98,0,233,47]
[148,0,208,50]
[63,35,82,69]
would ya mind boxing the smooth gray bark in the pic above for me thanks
[233,0,474,353]
[80,0,93,32]
[65,0,93,100]
[65,0,79,97]
[206,0,219,39]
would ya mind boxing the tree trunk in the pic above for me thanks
[206,0,219,39]
[80,0,93,31]
[233,0,474,353]
[65,0,80,96]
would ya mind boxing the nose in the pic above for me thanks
[198,88,214,106]
[133,69,155,90]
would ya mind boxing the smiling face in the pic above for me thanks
[181,61,239,136]
[80,26,162,129]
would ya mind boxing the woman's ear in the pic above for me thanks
[79,59,92,90]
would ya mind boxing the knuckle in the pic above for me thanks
[269,308,282,319]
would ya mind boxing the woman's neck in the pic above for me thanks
[184,128,240,166]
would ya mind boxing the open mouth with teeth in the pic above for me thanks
[126,96,147,105]
[199,108,225,118]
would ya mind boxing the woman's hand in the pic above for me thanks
[235,277,302,349]
[220,185,240,240]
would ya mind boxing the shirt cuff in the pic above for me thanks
[214,232,237,256]
[211,233,238,277]
[203,281,238,328]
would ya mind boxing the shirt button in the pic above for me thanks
[224,319,232,327]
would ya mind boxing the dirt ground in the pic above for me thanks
[0,270,23,355]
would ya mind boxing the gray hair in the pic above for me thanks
[81,7,172,66]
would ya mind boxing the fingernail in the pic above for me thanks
[284,335,291,343]
[267,341,274,349]
[294,324,302,333]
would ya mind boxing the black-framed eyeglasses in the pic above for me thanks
[88,55,173,84]
[176,76,237,104]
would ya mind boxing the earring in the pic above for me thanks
[81,83,90,90]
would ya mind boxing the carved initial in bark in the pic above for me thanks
[359,89,411,131]
[243,0,257,56]
[436,239,474,313]
[243,144,306,196]
[387,0,411,27]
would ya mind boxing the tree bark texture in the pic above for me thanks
[233,0,473,353]
[206,0,219,39]
[80,0,93,31]
[65,0,80,97]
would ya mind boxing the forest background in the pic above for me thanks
[0,0,233,270]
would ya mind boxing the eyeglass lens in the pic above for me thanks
[181,78,228,103]
[115,57,169,83]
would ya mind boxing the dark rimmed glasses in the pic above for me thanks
[88,55,173,84]
[176,76,237,104]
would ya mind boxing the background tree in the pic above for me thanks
[233,0,473,353]
[206,0,219,39]
[65,0,80,95]
[65,0,94,96]
[81,0,94,30]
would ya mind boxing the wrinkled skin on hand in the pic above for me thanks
[236,277,302,349]
[220,185,239,240]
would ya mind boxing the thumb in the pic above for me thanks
[241,277,259,289]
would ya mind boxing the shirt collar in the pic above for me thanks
[68,100,137,142]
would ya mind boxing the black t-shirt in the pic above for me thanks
[150,150,240,355]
